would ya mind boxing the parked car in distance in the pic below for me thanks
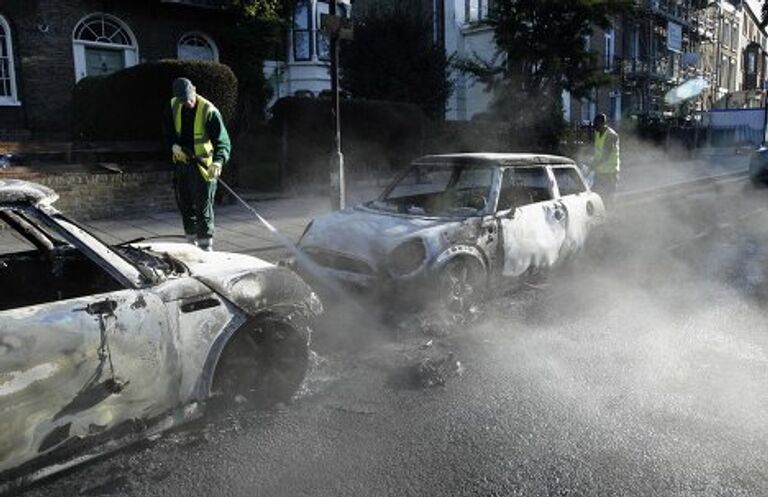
[749,146,768,185]
[294,153,606,321]
[0,180,321,490]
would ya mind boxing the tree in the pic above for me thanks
[763,1,768,27]
[456,0,632,150]
[339,1,453,119]
[220,0,293,130]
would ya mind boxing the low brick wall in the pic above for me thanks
[0,162,176,220]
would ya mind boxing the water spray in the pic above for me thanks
[216,177,353,301]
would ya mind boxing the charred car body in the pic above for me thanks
[296,153,605,318]
[0,180,321,488]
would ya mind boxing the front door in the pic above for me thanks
[551,166,605,259]
[496,166,567,277]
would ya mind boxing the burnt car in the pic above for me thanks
[0,180,321,488]
[296,153,605,319]
[749,145,768,185]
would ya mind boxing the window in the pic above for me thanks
[0,15,19,105]
[723,22,730,49]
[178,32,219,62]
[552,168,586,196]
[604,28,614,71]
[631,25,640,60]
[498,167,552,209]
[748,52,756,75]
[465,0,489,23]
[293,0,311,61]
[609,92,621,122]
[316,1,330,62]
[72,13,138,81]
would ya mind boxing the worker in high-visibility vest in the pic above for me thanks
[592,113,620,203]
[163,78,231,251]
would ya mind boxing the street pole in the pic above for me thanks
[329,0,345,210]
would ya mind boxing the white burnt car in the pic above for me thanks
[0,180,320,487]
[296,153,605,318]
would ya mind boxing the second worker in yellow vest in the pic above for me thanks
[163,77,231,251]
[592,113,620,204]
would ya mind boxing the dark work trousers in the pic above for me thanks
[174,163,217,239]
[592,173,619,208]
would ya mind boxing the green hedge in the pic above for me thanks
[271,96,428,182]
[73,60,238,141]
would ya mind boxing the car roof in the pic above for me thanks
[413,153,576,167]
[0,179,58,206]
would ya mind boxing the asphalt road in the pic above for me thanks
[22,186,768,497]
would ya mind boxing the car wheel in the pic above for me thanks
[436,257,486,326]
[212,316,310,409]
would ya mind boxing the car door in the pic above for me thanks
[0,210,175,473]
[496,166,567,277]
[551,166,605,258]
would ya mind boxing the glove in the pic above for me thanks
[172,144,188,163]
[208,161,223,179]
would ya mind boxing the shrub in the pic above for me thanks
[73,60,238,141]
[271,96,428,182]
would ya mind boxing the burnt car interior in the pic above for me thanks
[0,209,123,311]
[371,165,493,217]
[498,167,552,210]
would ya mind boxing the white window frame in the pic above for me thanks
[72,13,139,82]
[464,0,488,24]
[0,15,20,106]
[177,31,219,62]
[603,27,614,72]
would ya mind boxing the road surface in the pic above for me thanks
[22,184,768,497]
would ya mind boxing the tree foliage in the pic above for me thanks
[219,0,293,129]
[456,0,632,150]
[339,1,453,119]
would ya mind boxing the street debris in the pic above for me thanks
[412,352,463,388]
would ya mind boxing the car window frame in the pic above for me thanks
[550,165,588,198]
[19,205,145,289]
[376,163,499,219]
[495,165,556,214]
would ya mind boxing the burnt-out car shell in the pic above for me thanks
[0,180,321,488]
[296,153,606,310]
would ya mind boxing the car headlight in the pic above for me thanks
[388,239,427,276]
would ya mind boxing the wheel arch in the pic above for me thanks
[192,305,313,401]
[433,245,490,283]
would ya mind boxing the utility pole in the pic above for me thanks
[329,0,345,210]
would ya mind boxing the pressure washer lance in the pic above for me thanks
[216,176,353,300]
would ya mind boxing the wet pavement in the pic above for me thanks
[18,184,768,496]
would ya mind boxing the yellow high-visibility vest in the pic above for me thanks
[171,95,216,181]
[594,127,620,174]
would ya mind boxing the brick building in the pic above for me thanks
[0,0,234,139]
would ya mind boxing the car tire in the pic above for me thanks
[435,257,486,327]
[211,316,310,409]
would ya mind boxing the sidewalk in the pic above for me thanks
[4,152,751,263]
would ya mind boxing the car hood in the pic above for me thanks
[299,206,461,267]
[137,242,321,316]
[139,242,274,277]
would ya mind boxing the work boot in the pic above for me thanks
[185,234,197,245]
[198,238,213,252]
